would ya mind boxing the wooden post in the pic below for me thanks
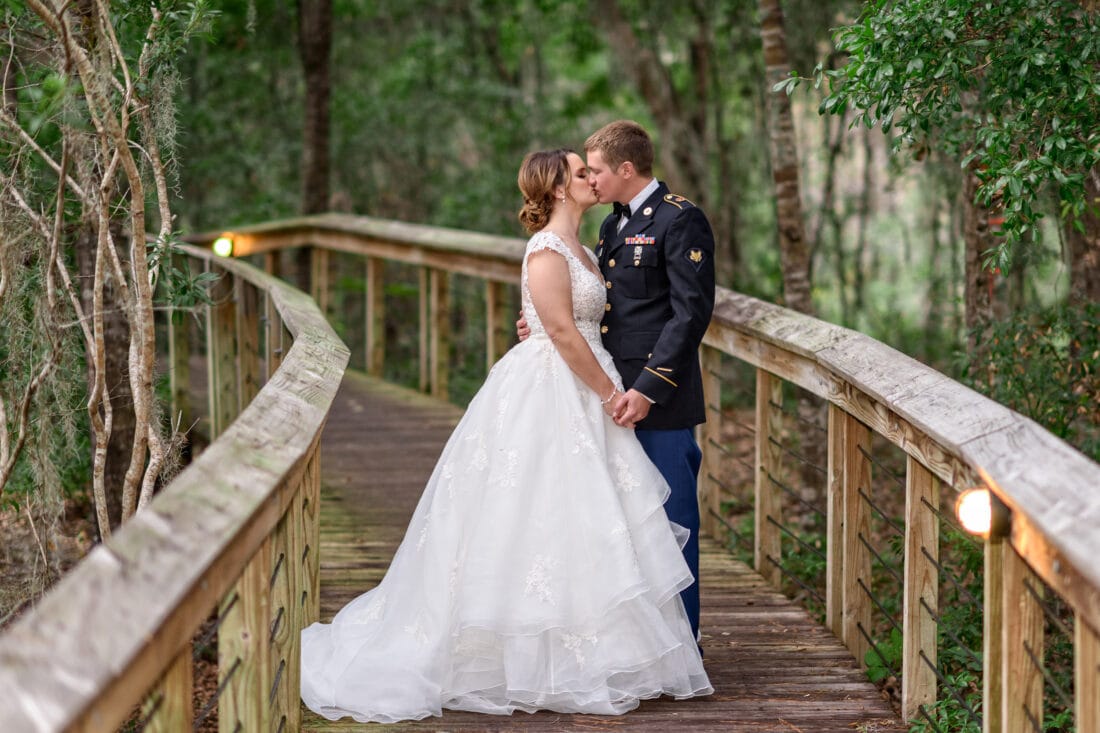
[842,412,872,669]
[206,263,237,439]
[310,247,330,319]
[268,503,295,732]
[263,251,279,278]
[236,277,261,411]
[285,467,309,733]
[365,256,385,377]
[698,346,722,538]
[429,268,451,401]
[485,280,512,369]
[754,368,782,587]
[264,293,284,380]
[825,404,845,638]
[984,534,1005,733]
[302,446,322,627]
[1003,544,1044,732]
[143,645,193,732]
[218,538,275,733]
[418,267,429,393]
[902,457,939,721]
[1076,616,1100,733]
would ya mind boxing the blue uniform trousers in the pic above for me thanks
[634,428,702,640]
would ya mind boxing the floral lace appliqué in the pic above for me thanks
[465,432,488,472]
[570,412,597,455]
[350,592,386,624]
[611,452,640,493]
[524,554,559,605]
[404,612,430,646]
[490,449,519,491]
[562,631,598,666]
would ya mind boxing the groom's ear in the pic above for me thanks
[618,161,635,179]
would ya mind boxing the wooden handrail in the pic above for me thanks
[2,211,1096,731]
[0,244,348,731]
[192,213,1099,731]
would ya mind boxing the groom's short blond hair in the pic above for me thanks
[585,120,654,176]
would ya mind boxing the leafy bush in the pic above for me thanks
[962,302,1100,461]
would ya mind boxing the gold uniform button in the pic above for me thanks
[600,325,609,334]
[647,353,653,358]
[605,280,612,289]
[604,303,611,311]
[609,258,616,267]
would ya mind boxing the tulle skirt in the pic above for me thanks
[301,335,711,723]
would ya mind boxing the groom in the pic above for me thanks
[586,120,715,642]
[519,121,716,640]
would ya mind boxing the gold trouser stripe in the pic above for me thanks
[644,367,677,387]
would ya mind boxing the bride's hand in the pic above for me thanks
[600,388,621,417]
[613,389,650,428]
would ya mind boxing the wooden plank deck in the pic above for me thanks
[303,370,905,732]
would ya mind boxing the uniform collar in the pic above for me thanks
[626,178,660,218]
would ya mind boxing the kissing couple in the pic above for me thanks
[301,120,717,723]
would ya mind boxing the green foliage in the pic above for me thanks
[148,237,220,313]
[962,302,1100,460]
[864,627,901,683]
[0,232,89,509]
[908,669,981,733]
[786,0,1100,270]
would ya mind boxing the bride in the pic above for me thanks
[300,148,712,723]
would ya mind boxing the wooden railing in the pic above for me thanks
[2,212,1097,732]
[0,244,348,731]
[216,213,1098,732]
[696,292,1100,731]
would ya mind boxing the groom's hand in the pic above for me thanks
[613,389,651,428]
[516,310,531,341]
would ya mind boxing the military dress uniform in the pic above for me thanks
[595,180,716,640]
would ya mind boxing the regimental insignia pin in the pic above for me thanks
[634,245,643,261]
[642,206,652,216]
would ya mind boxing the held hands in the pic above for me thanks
[611,389,651,429]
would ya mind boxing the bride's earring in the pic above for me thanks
[558,194,566,204]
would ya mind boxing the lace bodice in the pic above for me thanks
[521,231,607,348]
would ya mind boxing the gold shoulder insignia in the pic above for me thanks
[663,193,695,209]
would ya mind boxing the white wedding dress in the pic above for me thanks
[300,231,711,723]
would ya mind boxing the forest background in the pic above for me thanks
[1,0,1098,649]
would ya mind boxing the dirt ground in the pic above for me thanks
[0,496,95,631]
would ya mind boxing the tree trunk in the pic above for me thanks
[759,0,813,316]
[75,225,132,533]
[591,0,747,283]
[296,0,333,289]
[962,167,996,358]
[758,0,824,511]
[1067,166,1100,304]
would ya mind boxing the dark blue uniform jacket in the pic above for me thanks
[595,181,716,430]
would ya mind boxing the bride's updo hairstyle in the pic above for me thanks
[517,148,573,234]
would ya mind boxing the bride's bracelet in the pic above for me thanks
[601,387,620,405]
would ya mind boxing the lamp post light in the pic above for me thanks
[955,487,1011,539]
[212,236,234,257]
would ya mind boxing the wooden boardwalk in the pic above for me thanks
[302,371,905,732]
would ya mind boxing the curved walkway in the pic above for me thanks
[302,370,905,732]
